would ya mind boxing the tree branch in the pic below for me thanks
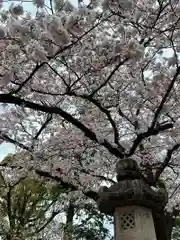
[0,131,30,151]
[69,91,125,152]
[75,152,115,184]
[127,123,173,156]
[154,143,180,184]
[9,15,112,95]
[0,94,124,158]
[35,169,98,201]
[30,209,62,236]
[151,66,180,128]
[11,63,44,95]
[33,114,52,141]
[90,57,129,97]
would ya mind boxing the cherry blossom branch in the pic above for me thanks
[33,114,53,141]
[53,13,113,59]
[45,63,69,87]
[9,15,112,95]
[37,169,99,201]
[68,91,125,152]
[170,182,180,199]
[88,99,123,150]
[80,168,115,184]
[30,88,63,96]
[11,63,43,95]
[0,94,124,158]
[49,0,54,14]
[0,131,30,151]
[151,66,180,128]
[154,143,180,184]
[118,107,138,128]
[75,151,115,184]
[90,57,129,97]
[151,1,169,29]
[0,93,174,160]
[127,123,173,157]
[19,18,117,96]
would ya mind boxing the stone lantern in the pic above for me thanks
[97,158,168,240]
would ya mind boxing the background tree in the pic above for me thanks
[0,168,66,240]
[172,217,180,240]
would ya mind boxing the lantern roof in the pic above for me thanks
[97,158,168,215]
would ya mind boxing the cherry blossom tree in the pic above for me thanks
[0,0,180,239]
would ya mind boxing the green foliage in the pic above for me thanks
[172,226,180,240]
[172,217,180,240]
[0,173,65,239]
[73,203,112,240]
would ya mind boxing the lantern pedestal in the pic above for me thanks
[114,206,156,240]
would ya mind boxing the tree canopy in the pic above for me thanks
[0,0,180,239]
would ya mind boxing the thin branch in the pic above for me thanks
[118,107,137,128]
[75,152,115,184]
[31,88,63,96]
[33,114,52,141]
[90,57,129,97]
[0,131,30,151]
[49,0,54,14]
[170,182,180,199]
[46,63,69,87]
[127,123,173,156]
[30,209,62,235]
[53,13,113,59]
[151,66,180,128]
[154,143,180,184]
[80,168,115,184]
[10,63,43,95]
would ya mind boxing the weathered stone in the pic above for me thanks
[97,158,168,240]
[114,206,156,240]
[97,159,167,215]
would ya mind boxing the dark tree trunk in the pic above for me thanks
[63,201,74,240]
[153,211,175,240]
[6,234,12,240]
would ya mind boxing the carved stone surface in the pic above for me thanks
[116,158,142,181]
[97,158,168,216]
[114,206,157,240]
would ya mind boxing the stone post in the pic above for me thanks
[97,158,168,240]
